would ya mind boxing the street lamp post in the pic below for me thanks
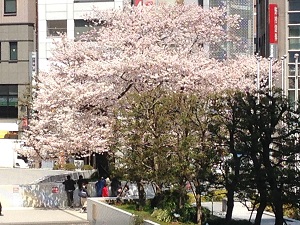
[281,55,287,96]
[256,54,262,104]
[268,56,273,96]
[295,53,299,109]
[256,54,262,91]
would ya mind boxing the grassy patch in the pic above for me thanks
[115,203,196,225]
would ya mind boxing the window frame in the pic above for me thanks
[47,20,67,37]
[0,85,18,119]
[289,25,300,37]
[4,0,16,15]
[9,42,18,61]
[74,19,94,37]
[289,37,300,50]
[288,11,300,25]
[289,0,300,11]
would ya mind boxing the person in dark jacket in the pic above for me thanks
[95,177,106,197]
[63,175,76,208]
[77,175,85,190]
[110,177,121,197]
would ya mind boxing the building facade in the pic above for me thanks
[38,0,123,71]
[0,0,36,167]
[256,0,300,103]
[286,0,300,104]
[0,0,36,124]
[197,0,254,59]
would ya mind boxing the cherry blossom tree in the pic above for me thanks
[19,3,282,224]
[22,4,278,164]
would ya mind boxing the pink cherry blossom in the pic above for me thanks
[22,4,279,160]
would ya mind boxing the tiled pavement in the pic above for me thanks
[0,207,90,225]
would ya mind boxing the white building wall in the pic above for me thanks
[0,122,19,168]
[38,0,123,71]
[0,140,15,168]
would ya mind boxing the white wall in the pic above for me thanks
[38,0,124,72]
[0,140,15,168]
[87,198,160,225]
[0,123,19,168]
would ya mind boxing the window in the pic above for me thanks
[289,38,300,49]
[47,20,67,37]
[289,13,300,24]
[9,42,17,60]
[289,25,300,37]
[74,19,104,38]
[4,0,16,14]
[74,19,91,37]
[288,51,300,63]
[289,0,300,11]
[0,85,18,118]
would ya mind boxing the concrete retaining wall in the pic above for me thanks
[0,170,96,208]
[0,182,98,208]
[0,171,156,209]
[87,198,160,225]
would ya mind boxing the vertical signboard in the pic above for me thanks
[29,52,37,82]
[269,4,278,59]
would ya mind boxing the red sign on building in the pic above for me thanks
[269,4,278,44]
[52,186,59,194]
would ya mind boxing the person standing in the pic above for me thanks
[79,183,89,213]
[77,175,85,190]
[110,177,121,197]
[102,183,109,197]
[63,175,76,208]
[124,185,134,198]
[95,177,106,197]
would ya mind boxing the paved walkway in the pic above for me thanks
[0,207,90,225]
[202,202,300,225]
[0,169,299,225]
[1,202,300,225]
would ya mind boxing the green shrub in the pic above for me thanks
[206,218,253,225]
[81,164,93,170]
[202,189,227,202]
[177,204,197,223]
[53,164,61,170]
[150,189,187,211]
[151,208,173,223]
[202,207,211,223]
[175,204,210,224]
[284,206,300,220]
[132,215,144,225]
[264,204,300,220]
[64,163,76,171]
[213,189,227,201]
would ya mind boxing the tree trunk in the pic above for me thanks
[195,192,202,225]
[178,187,185,209]
[254,194,267,225]
[226,187,234,222]
[136,181,146,211]
[272,189,284,225]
